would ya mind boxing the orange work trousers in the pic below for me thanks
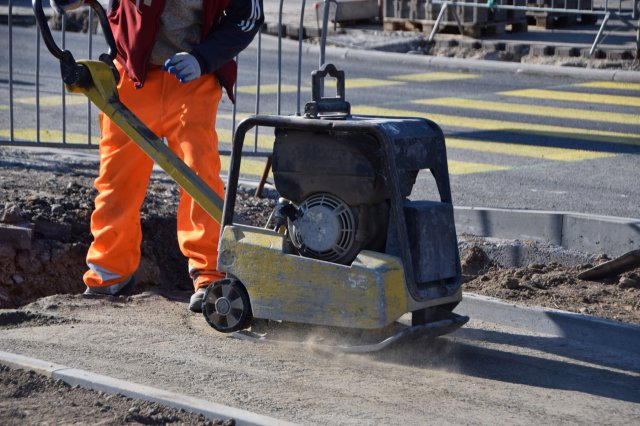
[84,62,225,291]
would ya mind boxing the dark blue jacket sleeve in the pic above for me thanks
[191,0,264,74]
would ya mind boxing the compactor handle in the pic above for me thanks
[304,63,351,118]
[32,0,118,86]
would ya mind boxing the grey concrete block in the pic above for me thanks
[530,44,555,56]
[458,293,640,355]
[0,350,293,426]
[0,223,33,250]
[606,50,635,61]
[55,368,292,426]
[506,43,530,56]
[327,0,380,22]
[454,207,563,245]
[555,46,581,57]
[561,214,640,257]
[454,207,640,257]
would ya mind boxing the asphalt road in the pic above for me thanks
[1,24,639,218]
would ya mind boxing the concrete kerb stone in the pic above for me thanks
[260,35,640,82]
[562,212,640,257]
[0,350,296,426]
[457,293,640,355]
[453,206,640,354]
[453,206,640,257]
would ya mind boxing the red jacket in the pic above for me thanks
[107,0,263,102]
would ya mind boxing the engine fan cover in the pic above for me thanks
[288,193,357,264]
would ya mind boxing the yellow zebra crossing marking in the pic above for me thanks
[216,128,274,150]
[235,78,403,95]
[575,81,640,91]
[498,88,640,108]
[352,105,640,145]
[446,137,616,161]
[389,72,479,82]
[413,97,640,126]
[220,154,271,178]
[0,129,272,178]
[236,83,302,95]
[0,128,98,144]
[14,95,88,107]
[344,78,404,89]
[447,160,511,175]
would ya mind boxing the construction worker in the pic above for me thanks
[51,0,263,312]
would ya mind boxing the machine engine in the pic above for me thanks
[271,121,458,289]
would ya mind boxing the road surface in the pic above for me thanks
[2,25,639,218]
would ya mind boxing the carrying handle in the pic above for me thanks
[32,0,118,86]
[304,63,351,118]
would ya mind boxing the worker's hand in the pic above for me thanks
[163,53,201,83]
[50,0,85,14]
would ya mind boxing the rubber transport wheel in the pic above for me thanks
[202,278,252,333]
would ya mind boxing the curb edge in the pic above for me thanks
[0,351,296,426]
[458,293,640,354]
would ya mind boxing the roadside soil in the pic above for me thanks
[0,145,639,423]
[0,365,231,426]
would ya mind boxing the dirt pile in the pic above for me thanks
[0,147,275,308]
[1,146,639,324]
[461,246,640,324]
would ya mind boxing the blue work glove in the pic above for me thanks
[163,53,202,83]
[50,0,85,14]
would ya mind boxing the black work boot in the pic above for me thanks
[189,287,207,313]
[83,276,136,297]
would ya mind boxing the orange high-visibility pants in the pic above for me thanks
[84,62,225,291]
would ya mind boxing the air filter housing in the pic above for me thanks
[288,193,357,263]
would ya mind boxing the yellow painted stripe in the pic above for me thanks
[447,160,511,175]
[236,83,305,95]
[217,128,274,150]
[390,72,479,82]
[220,154,271,178]
[447,137,617,161]
[1,129,271,178]
[235,78,402,95]
[217,112,253,121]
[14,95,88,107]
[575,81,640,91]
[0,128,98,144]
[345,78,404,89]
[498,88,640,108]
[352,105,640,146]
[413,97,640,126]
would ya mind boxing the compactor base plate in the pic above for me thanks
[230,311,469,353]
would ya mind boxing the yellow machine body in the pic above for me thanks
[218,224,462,329]
[218,225,407,328]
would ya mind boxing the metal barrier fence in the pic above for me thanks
[1,0,638,153]
[0,0,337,157]
[384,0,639,54]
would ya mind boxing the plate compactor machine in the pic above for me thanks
[35,0,468,352]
